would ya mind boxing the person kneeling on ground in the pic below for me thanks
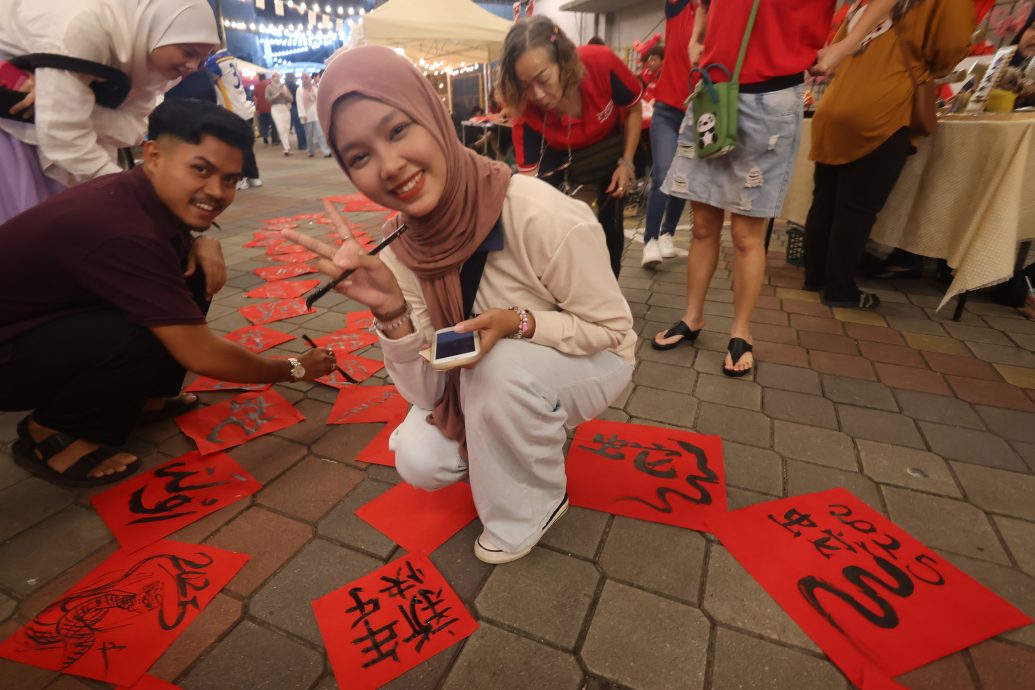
[0,98,335,487]
[283,46,635,565]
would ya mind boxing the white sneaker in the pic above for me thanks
[249,178,263,188]
[641,239,662,268]
[236,179,250,190]
[659,233,676,258]
[473,494,569,565]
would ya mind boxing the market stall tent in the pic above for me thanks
[353,0,513,67]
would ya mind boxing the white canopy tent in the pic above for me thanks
[353,0,513,68]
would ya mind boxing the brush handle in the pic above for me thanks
[304,223,409,309]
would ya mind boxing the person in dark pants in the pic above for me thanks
[255,73,278,145]
[803,0,973,308]
[0,99,335,487]
[285,73,308,152]
[498,16,643,278]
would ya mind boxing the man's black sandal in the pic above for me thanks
[12,417,139,488]
[651,320,702,351]
[722,338,754,378]
[137,393,200,425]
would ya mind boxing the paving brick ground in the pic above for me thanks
[1,146,1033,689]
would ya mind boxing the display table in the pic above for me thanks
[778,113,1035,309]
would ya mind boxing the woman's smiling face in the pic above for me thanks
[332,96,447,218]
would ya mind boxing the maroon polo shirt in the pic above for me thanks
[0,166,207,363]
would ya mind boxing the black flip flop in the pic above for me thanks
[722,338,754,378]
[651,320,702,351]
[137,393,200,425]
[12,417,139,488]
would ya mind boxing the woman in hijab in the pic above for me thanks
[0,0,220,222]
[284,46,636,565]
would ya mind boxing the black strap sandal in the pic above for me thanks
[722,338,754,378]
[137,393,200,426]
[12,416,139,488]
[651,320,702,351]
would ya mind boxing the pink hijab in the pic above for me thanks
[317,46,512,452]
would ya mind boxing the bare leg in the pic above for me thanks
[725,213,767,373]
[653,201,724,347]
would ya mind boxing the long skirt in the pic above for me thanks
[0,130,65,224]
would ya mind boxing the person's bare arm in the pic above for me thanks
[152,323,334,382]
[813,0,899,76]
[689,1,708,66]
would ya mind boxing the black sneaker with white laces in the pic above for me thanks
[473,494,570,565]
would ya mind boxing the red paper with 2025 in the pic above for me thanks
[710,489,1032,690]
[0,541,248,687]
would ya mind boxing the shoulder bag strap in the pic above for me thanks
[731,0,764,84]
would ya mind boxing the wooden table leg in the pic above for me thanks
[952,292,968,321]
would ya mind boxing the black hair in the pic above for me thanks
[587,36,606,46]
[147,98,254,154]
[645,44,664,60]
[499,16,584,112]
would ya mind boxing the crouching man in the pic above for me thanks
[0,98,335,487]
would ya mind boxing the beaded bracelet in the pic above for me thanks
[509,306,530,339]
[370,302,412,334]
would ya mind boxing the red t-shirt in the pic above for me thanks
[254,78,272,113]
[654,0,697,111]
[513,45,643,172]
[699,0,834,86]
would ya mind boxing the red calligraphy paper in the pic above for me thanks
[117,674,182,690]
[238,298,315,326]
[347,310,375,331]
[175,390,304,455]
[316,353,385,388]
[266,242,309,256]
[243,231,283,248]
[272,251,320,264]
[356,421,400,467]
[324,193,389,213]
[245,279,321,300]
[91,452,262,553]
[565,420,726,533]
[312,328,379,354]
[223,325,295,353]
[711,489,1033,690]
[328,385,407,425]
[356,483,477,554]
[183,377,270,394]
[312,553,477,690]
[0,541,248,687]
[254,263,317,281]
[262,216,295,225]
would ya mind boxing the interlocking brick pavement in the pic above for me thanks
[1,146,1033,689]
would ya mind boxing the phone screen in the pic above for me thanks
[435,330,477,359]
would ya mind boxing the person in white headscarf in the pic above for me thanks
[0,0,220,222]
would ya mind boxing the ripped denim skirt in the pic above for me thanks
[662,83,804,218]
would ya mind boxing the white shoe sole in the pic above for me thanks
[473,496,569,565]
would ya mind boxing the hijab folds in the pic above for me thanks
[316,45,512,452]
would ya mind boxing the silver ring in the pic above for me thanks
[326,347,334,356]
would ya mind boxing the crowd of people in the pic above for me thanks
[0,0,1026,563]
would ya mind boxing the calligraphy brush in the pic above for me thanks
[301,334,358,384]
[304,223,409,309]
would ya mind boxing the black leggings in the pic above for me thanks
[803,128,912,302]
[538,145,626,278]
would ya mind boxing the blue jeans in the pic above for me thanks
[644,102,687,242]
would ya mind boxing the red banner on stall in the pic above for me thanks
[711,489,1033,690]
[254,264,317,281]
[316,353,385,388]
[356,482,477,554]
[565,420,726,533]
[246,279,321,300]
[328,385,407,425]
[0,541,248,687]
[356,421,401,467]
[239,298,315,326]
[223,325,295,353]
[312,553,477,690]
[91,452,262,553]
[175,390,304,455]
[312,328,379,354]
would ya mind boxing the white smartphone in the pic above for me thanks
[431,327,481,370]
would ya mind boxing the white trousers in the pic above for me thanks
[270,104,292,153]
[389,339,632,552]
